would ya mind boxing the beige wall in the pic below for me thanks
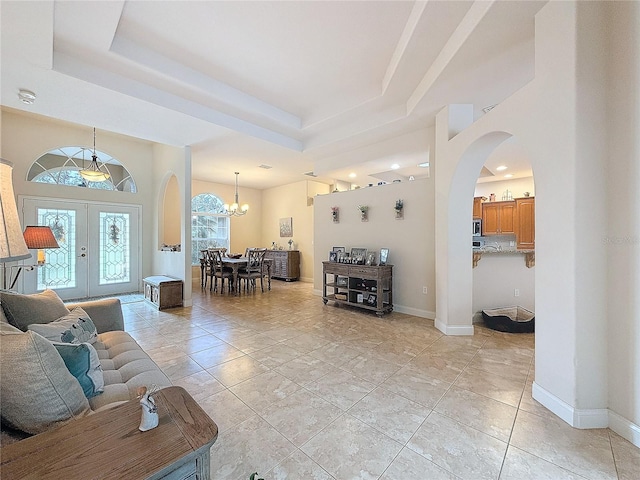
[261,180,329,282]
[162,175,181,246]
[314,178,435,318]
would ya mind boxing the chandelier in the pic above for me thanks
[80,128,111,182]
[223,172,249,216]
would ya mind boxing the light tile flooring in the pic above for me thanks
[121,281,639,480]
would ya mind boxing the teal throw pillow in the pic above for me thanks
[53,342,104,398]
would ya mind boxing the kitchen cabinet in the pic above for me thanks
[473,197,484,218]
[516,197,535,249]
[482,201,516,235]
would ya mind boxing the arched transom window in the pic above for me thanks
[191,193,230,265]
[28,146,137,192]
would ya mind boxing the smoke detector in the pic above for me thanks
[18,89,36,105]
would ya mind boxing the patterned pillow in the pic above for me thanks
[28,307,98,344]
[53,342,104,398]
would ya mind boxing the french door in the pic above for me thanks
[21,198,141,300]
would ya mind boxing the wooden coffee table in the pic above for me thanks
[0,386,218,480]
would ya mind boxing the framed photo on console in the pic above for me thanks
[366,252,376,266]
[379,248,389,265]
[367,294,377,306]
[332,246,346,253]
[329,251,338,262]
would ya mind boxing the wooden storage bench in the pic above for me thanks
[143,275,183,309]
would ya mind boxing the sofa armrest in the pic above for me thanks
[66,298,124,333]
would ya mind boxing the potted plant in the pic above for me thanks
[331,206,339,223]
[357,204,368,221]
[394,199,404,219]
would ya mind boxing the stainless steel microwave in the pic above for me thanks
[473,218,482,236]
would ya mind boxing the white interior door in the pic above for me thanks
[21,198,140,300]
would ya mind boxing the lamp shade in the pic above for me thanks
[22,226,60,249]
[0,159,31,262]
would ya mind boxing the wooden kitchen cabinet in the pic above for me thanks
[482,201,516,235]
[473,197,484,218]
[516,197,535,249]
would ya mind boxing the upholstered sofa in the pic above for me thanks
[0,289,171,445]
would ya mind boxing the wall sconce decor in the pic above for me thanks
[357,205,368,222]
[331,206,339,223]
[395,199,404,219]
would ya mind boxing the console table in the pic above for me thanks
[265,250,300,281]
[0,386,218,480]
[322,261,393,316]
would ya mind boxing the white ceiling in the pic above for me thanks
[1,0,543,189]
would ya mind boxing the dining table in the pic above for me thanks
[200,253,271,295]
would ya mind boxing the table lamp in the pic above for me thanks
[8,226,60,290]
[22,226,59,265]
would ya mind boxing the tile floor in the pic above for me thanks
[121,281,639,480]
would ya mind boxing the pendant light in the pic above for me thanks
[80,128,110,182]
[223,172,249,216]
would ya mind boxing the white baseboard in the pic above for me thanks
[532,383,640,439]
[609,410,640,448]
[434,318,474,336]
[393,305,434,319]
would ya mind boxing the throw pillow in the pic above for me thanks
[28,307,98,344]
[53,342,104,398]
[0,289,69,331]
[0,330,90,435]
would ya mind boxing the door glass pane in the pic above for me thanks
[37,209,76,290]
[99,212,130,284]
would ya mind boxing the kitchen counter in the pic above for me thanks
[472,248,535,268]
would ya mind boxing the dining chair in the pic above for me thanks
[209,248,234,293]
[238,248,267,293]
[200,249,211,289]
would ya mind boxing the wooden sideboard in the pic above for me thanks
[265,250,300,281]
[0,386,218,480]
[322,261,393,316]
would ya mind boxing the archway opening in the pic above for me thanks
[471,138,535,325]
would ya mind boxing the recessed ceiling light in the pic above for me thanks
[391,163,400,170]
[18,89,36,105]
[418,162,430,168]
[504,174,513,178]
[496,165,507,171]
[348,172,356,178]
